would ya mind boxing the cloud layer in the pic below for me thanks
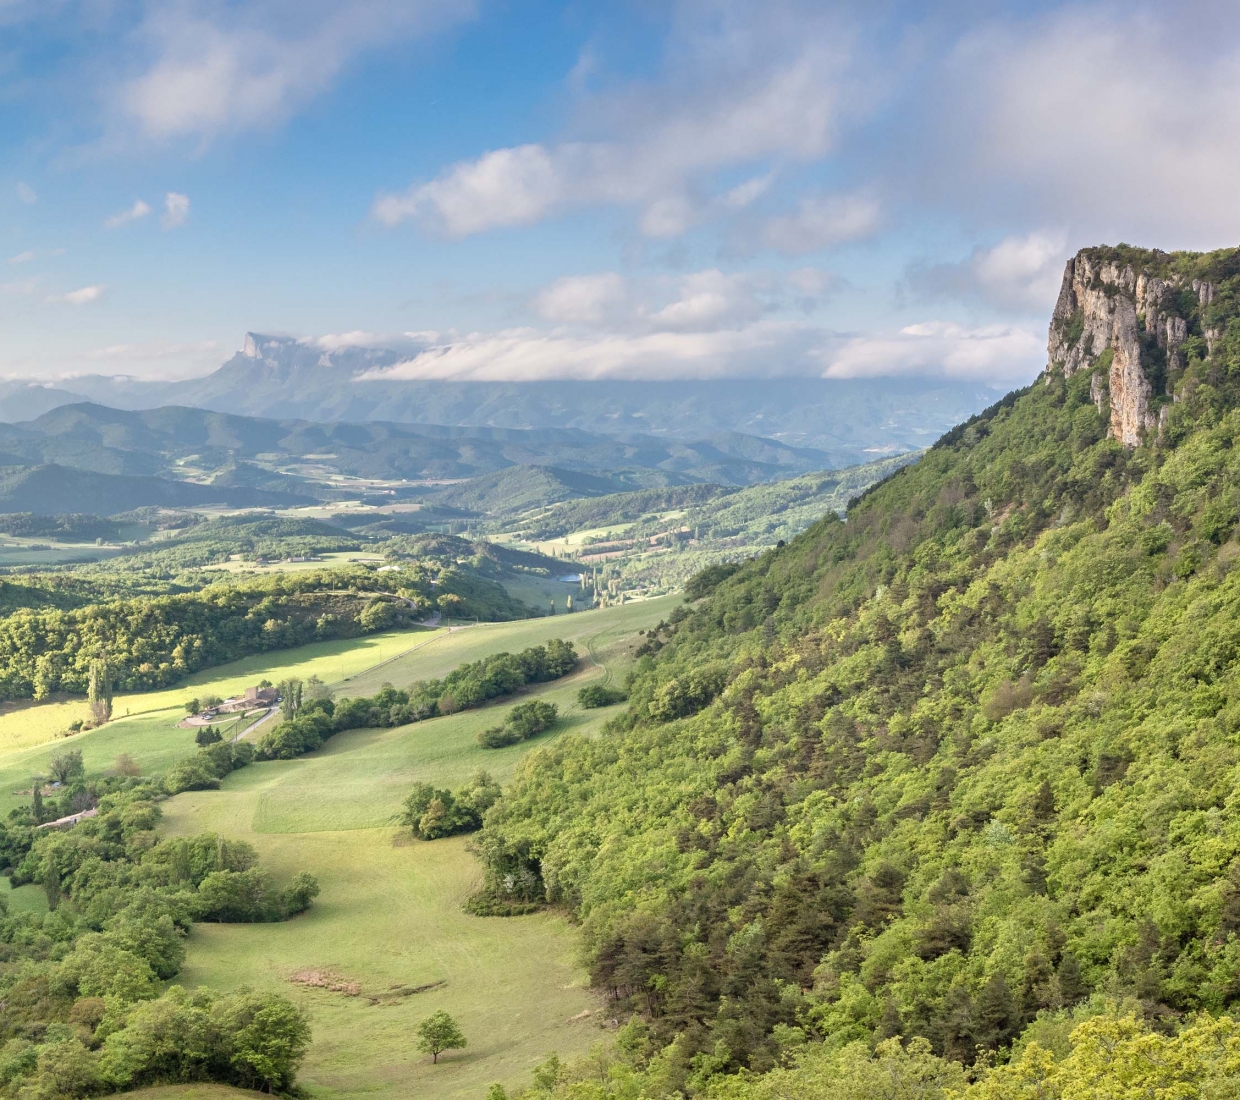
[351,266,1041,386]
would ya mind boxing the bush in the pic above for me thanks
[578,683,626,708]
[402,772,501,839]
[478,701,558,749]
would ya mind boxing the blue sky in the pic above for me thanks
[2,0,1239,386]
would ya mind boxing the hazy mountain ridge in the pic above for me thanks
[1,402,858,489]
[0,464,313,515]
[33,333,1002,463]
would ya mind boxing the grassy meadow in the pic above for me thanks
[0,626,445,817]
[153,595,677,1100]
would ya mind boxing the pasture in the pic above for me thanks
[0,626,445,816]
[153,595,678,1100]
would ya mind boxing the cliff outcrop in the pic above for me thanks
[1046,247,1225,446]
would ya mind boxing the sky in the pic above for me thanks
[2,0,1240,387]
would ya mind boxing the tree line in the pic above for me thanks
[255,639,577,759]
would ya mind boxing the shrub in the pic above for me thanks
[479,701,558,749]
[578,683,626,708]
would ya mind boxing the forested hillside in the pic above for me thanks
[475,245,1240,1093]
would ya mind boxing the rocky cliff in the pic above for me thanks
[1046,247,1225,445]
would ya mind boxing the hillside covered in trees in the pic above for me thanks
[473,245,1240,1094]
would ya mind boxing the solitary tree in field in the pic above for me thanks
[88,657,113,725]
[47,749,84,785]
[416,1010,466,1064]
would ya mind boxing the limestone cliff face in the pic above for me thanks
[1046,250,1215,446]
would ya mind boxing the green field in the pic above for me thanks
[125,596,677,1100]
[341,597,669,698]
[0,626,445,817]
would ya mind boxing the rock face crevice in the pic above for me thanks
[1046,251,1214,446]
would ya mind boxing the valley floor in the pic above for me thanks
[2,597,678,1100]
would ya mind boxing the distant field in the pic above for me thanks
[0,626,445,817]
[155,595,677,1100]
[0,542,124,565]
[203,551,387,575]
[492,573,587,615]
[341,595,674,698]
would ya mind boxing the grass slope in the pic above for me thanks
[148,596,677,1100]
[0,627,444,816]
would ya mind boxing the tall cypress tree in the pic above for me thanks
[88,657,113,725]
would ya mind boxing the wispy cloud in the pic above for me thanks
[14,182,35,204]
[7,250,34,265]
[373,4,856,239]
[737,191,881,256]
[48,285,104,305]
[162,191,190,228]
[819,321,1042,381]
[904,231,1068,314]
[105,199,152,228]
[116,0,474,143]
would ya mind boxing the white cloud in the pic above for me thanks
[0,277,39,296]
[748,191,881,256]
[306,330,440,353]
[533,273,629,326]
[905,231,1068,313]
[118,0,474,142]
[7,250,34,265]
[162,191,190,228]
[15,182,35,204]
[373,5,854,238]
[358,321,821,382]
[529,269,812,335]
[353,314,1038,386]
[937,5,1240,245]
[48,285,105,305]
[105,199,152,228]
[647,270,765,332]
[820,321,1042,383]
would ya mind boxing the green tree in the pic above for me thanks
[211,990,311,1093]
[88,656,113,725]
[416,1010,466,1064]
[195,725,223,747]
[278,679,303,721]
[46,748,84,785]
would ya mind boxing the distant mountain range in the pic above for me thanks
[0,402,875,489]
[0,465,311,516]
[12,332,1002,463]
